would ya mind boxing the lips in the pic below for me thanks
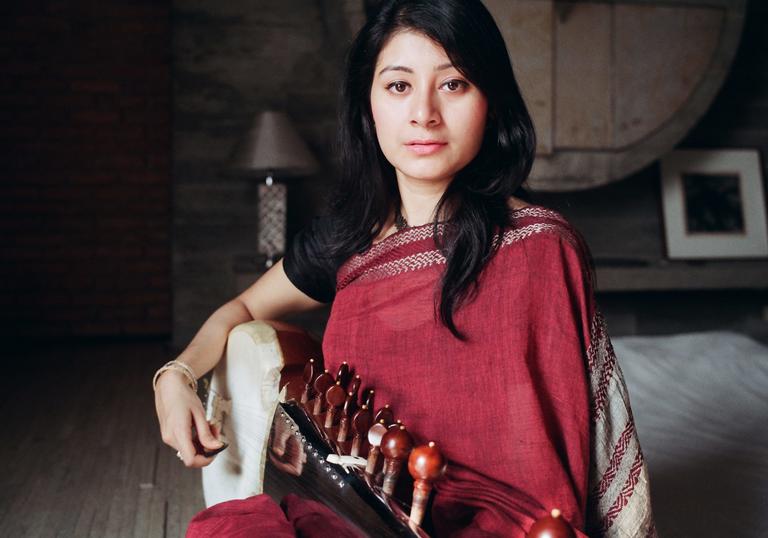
[406,140,447,155]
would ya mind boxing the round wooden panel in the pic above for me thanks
[484,0,746,191]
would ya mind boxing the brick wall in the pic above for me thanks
[0,1,171,339]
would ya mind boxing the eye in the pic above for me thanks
[442,79,468,92]
[386,81,409,94]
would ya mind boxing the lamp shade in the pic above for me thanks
[230,110,319,176]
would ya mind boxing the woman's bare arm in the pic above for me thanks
[172,258,323,379]
[155,257,323,467]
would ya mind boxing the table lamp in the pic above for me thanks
[230,110,319,268]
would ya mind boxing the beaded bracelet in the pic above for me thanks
[153,360,198,392]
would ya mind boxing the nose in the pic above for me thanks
[410,87,441,128]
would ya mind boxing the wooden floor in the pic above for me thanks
[0,340,205,538]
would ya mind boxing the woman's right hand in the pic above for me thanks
[153,261,325,467]
[154,369,224,468]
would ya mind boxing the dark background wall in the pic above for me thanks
[171,0,363,347]
[0,1,171,341]
[537,0,768,337]
[1,0,766,348]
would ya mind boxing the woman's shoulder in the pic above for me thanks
[507,196,530,212]
[499,199,596,287]
[502,200,593,266]
[506,197,570,227]
[505,199,576,239]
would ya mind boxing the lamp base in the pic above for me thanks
[257,180,287,267]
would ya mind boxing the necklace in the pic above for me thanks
[394,206,409,231]
[394,206,450,231]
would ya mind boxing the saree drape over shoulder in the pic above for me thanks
[320,206,656,537]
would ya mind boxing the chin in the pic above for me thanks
[403,171,454,183]
[398,164,456,182]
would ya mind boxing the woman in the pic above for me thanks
[155,1,656,536]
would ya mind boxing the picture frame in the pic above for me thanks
[660,149,768,259]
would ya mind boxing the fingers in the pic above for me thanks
[191,408,224,451]
[174,422,198,465]
[155,380,221,468]
[171,411,218,468]
[175,428,217,468]
[187,453,216,468]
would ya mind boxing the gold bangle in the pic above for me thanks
[152,360,198,392]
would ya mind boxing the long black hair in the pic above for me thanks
[328,0,537,339]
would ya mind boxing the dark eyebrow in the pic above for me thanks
[377,62,455,76]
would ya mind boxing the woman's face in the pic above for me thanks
[370,30,488,189]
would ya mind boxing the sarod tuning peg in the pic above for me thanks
[312,370,334,416]
[388,419,402,429]
[350,404,373,457]
[407,441,446,527]
[301,358,316,404]
[374,404,394,426]
[336,362,351,387]
[526,509,577,538]
[366,420,388,475]
[380,424,414,496]
[337,390,357,442]
[348,375,361,401]
[324,381,346,428]
[362,388,375,410]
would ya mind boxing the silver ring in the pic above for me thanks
[176,450,184,461]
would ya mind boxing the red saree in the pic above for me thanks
[321,206,656,537]
[186,205,656,538]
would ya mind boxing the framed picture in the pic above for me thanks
[660,149,768,259]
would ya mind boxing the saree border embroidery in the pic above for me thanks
[587,310,618,422]
[341,223,442,278]
[347,222,567,285]
[337,206,574,290]
[586,310,657,538]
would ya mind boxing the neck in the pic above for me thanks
[396,174,452,227]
